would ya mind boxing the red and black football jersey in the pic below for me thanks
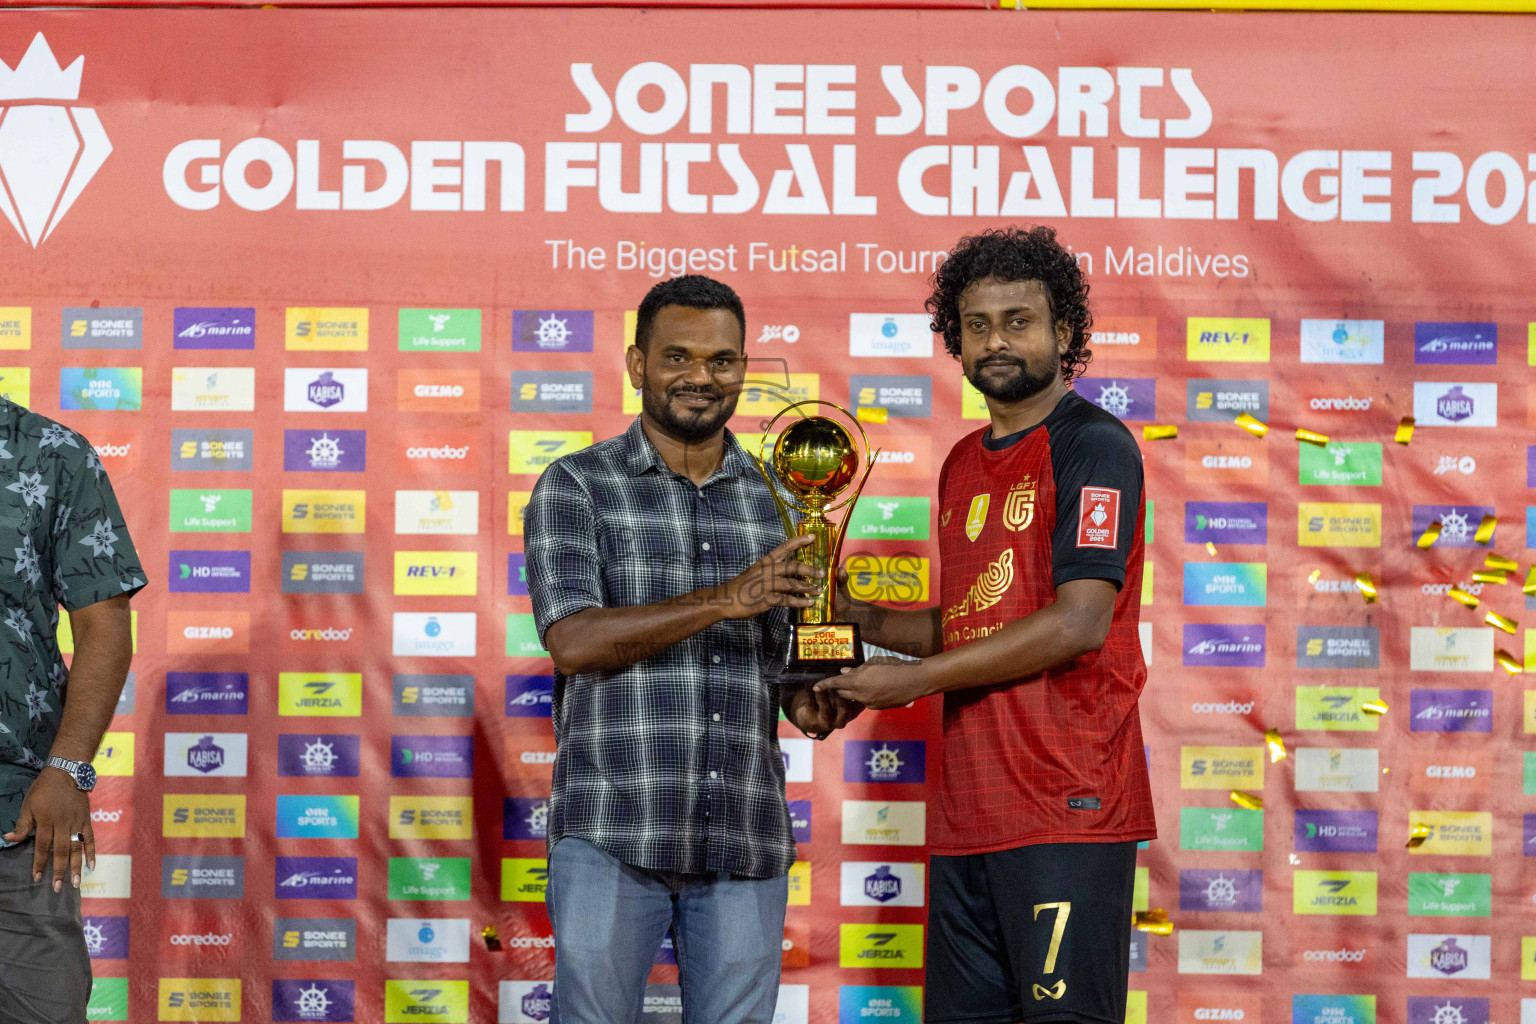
[933,390,1156,854]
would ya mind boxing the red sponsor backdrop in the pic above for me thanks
[2,8,1535,1023]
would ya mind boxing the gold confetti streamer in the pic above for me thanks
[1407,822,1433,848]
[482,925,501,951]
[1497,649,1523,674]
[1448,586,1480,608]
[1142,424,1178,441]
[856,406,888,424]
[1308,569,1322,586]
[1485,611,1517,634]
[1485,553,1519,572]
[1355,572,1377,603]
[1472,569,1508,585]
[1475,514,1497,545]
[1362,699,1388,715]
[1394,416,1416,445]
[1295,428,1329,446]
[1234,412,1269,438]
[1416,522,1442,548]
[1264,728,1287,762]
[1229,790,1263,810]
[1205,541,1218,557]
[1134,909,1173,935]
[1525,567,1536,597]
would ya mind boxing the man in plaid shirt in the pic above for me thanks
[525,275,859,1023]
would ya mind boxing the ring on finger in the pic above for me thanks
[70,833,83,843]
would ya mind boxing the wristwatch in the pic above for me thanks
[45,756,96,792]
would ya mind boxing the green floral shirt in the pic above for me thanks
[0,399,145,841]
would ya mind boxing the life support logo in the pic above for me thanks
[0,35,111,248]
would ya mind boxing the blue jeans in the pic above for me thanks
[547,837,789,1024]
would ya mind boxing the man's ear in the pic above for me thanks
[1055,318,1073,356]
[625,344,645,390]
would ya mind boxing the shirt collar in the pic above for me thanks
[622,416,757,483]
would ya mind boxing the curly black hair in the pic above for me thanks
[925,225,1093,384]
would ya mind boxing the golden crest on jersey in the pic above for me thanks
[965,494,991,542]
[1003,475,1036,532]
[940,548,1015,626]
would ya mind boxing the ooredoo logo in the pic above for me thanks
[1308,395,1375,412]
[397,430,480,475]
[0,35,111,248]
[290,627,354,642]
[1302,948,1366,962]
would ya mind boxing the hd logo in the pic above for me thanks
[839,924,924,968]
[279,673,362,716]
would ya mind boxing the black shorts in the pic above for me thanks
[925,841,1138,1024]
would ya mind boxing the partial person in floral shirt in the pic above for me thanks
[0,398,145,1021]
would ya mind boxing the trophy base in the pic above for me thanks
[777,622,865,688]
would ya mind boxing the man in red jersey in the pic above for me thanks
[818,225,1154,1024]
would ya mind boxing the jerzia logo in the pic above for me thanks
[0,35,111,248]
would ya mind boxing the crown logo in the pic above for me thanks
[0,34,83,102]
[0,33,111,247]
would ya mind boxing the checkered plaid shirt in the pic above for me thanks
[525,417,796,878]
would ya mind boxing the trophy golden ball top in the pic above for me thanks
[774,417,858,497]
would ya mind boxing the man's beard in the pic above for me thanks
[966,351,1058,402]
[642,382,739,443]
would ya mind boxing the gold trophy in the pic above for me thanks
[753,400,878,686]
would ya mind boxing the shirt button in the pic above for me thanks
[712,655,721,664]
[709,770,718,779]
[712,713,721,722]
[701,542,711,551]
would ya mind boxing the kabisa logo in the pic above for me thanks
[309,372,343,408]
[186,735,225,774]
[1413,382,1497,427]
[1405,935,1490,979]
[0,35,111,248]
[1432,938,1468,974]
[863,865,902,902]
[521,983,553,1022]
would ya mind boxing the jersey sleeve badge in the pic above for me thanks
[1077,486,1121,549]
